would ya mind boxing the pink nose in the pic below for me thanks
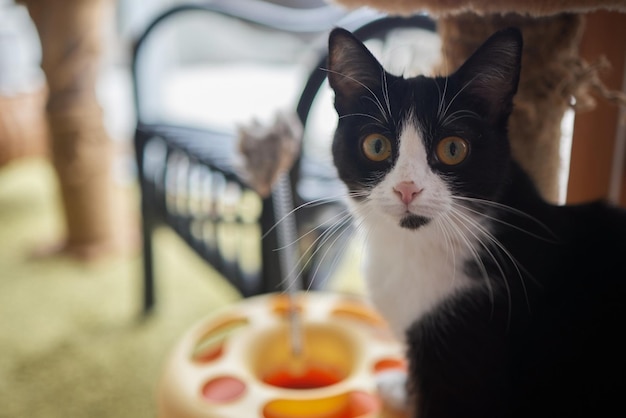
[393,181,422,205]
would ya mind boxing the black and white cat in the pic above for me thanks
[327,27,626,417]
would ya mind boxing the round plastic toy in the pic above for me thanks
[158,291,408,418]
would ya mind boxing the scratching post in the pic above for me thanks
[21,0,117,258]
[0,88,49,166]
[436,13,585,202]
[47,110,115,256]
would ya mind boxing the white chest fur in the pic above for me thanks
[361,218,474,341]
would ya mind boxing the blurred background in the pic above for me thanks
[0,1,440,417]
[3,0,622,415]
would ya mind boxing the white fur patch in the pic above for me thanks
[376,369,409,411]
[351,119,480,341]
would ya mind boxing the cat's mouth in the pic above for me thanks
[399,213,431,230]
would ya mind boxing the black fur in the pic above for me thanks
[400,214,431,229]
[328,27,626,417]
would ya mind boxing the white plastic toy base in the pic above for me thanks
[158,292,409,418]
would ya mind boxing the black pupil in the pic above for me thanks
[374,139,383,154]
[449,142,457,157]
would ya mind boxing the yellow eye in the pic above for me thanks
[436,136,469,165]
[362,134,392,162]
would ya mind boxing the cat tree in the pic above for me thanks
[333,0,626,204]
[18,0,119,259]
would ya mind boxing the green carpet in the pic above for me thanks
[0,158,242,418]
[0,158,363,418]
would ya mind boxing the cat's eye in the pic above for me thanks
[362,134,392,162]
[436,136,469,165]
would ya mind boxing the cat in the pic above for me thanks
[326,27,626,418]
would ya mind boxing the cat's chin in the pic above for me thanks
[399,214,431,230]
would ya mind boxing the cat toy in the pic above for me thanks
[157,113,407,418]
[157,292,408,418]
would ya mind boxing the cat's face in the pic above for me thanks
[327,28,522,230]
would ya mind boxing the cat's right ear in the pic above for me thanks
[327,28,383,114]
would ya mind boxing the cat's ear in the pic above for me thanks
[453,28,523,122]
[327,28,384,113]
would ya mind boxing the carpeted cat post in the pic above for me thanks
[0,88,49,166]
[332,0,626,203]
[0,2,49,167]
[20,0,119,259]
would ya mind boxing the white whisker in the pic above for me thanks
[323,68,390,124]
[381,68,394,126]
[454,201,554,244]
[441,109,481,127]
[443,209,495,313]
[448,208,508,321]
[262,192,351,240]
[363,96,389,123]
[453,196,558,241]
[449,205,532,321]
[305,216,355,291]
[339,113,385,125]
[280,211,353,291]
[434,216,457,284]
[435,76,449,124]
[273,209,352,251]
[439,75,479,125]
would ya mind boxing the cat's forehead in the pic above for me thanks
[405,75,457,100]
[393,75,447,103]
[391,75,448,119]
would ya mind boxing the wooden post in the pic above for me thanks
[566,11,626,205]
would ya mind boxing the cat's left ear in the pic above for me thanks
[453,28,523,122]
